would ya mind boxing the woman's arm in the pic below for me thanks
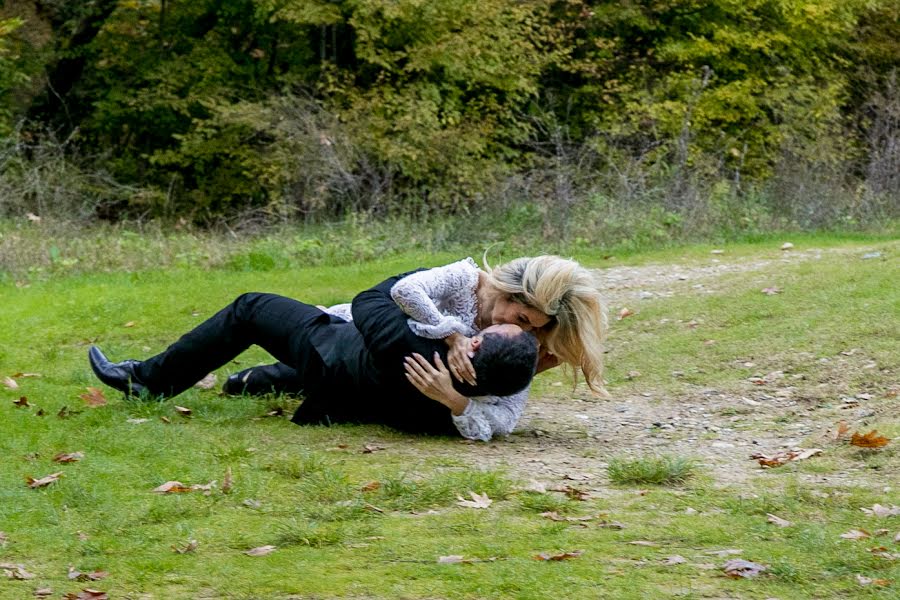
[390,258,480,339]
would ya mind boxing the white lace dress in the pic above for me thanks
[326,257,530,441]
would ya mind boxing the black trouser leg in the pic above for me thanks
[134,293,325,398]
[230,362,306,396]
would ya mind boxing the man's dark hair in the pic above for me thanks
[457,331,538,397]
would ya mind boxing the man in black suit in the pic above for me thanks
[89,274,538,436]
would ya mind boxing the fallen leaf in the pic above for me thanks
[723,558,767,578]
[833,420,850,441]
[12,372,41,378]
[617,308,634,320]
[1,562,36,579]
[174,405,192,417]
[539,512,597,523]
[856,574,891,587]
[243,499,262,509]
[57,405,81,418]
[534,550,583,561]
[850,430,890,449]
[172,540,199,554]
[160,416,171,424]
[629,541,658,547]
[68,567,109,581]
[363,502,385,513]
[663,555,687,565]
[360,481,381,492]
[840,529,871,540]
[222,467,233,494]
[191,481,216,495]
[597,520,627,529]
[766,513,793,528]
[79,387,107,407]
[244,545,276,556]
[361,444,385,453]
[3,377,19,389]
[34,588,52,597]
[705,549,743,557]
[53,452,85,463]
[861,504,900,518]
[126,418,149,424]
[152,481,193,494]
[437,555,466,564]
[761,287,782,295]
[781,242,794,250]
[63,590,108,600]
[548,485,590,500]
[750,448,822,468]
[456,491,492,509]
[193,373,217,389]
[26,472,63,488]
[123,321,135,328]
[13,396,29,408]
[563,472,594,482]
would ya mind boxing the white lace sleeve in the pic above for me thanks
[390,258,481,339]
[323,303,353,321]
[451,389,529,441]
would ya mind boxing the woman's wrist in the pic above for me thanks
[437,389,469,416]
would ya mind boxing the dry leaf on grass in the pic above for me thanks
[629,541,658,547]
[26,472,63,488]
[3,376,19,389]
[1,562,36,579]
[840,529,871,540]
[174,405,192,417]
[750,448,822,468]
[861,504,900,517]
[617,308,634,320]
[244,545,276,556]
[68,567,109,582]
[53,452,85,463]
[34,588,52,598]
[832,420,850,441]
[723,559,767,578]
[663,555,687,565]
[361,444,386,453]
[705,549,743,557]
[13,396,30,408]
[456,491,492,509]
[62,590,108,600]
[360,481,381,492]
[193,373,217,389]
[539,512,597,523]
[761,287,782,295]
[222,467,233,494]
[850,430,890,448]
[437,555,498,564]
[172,540,199,554]
[79,387,107,407]
[152,481,193,494]
[534,550,583,561]
[856,575,891,587]
[766,513,793,527]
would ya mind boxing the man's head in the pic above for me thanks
[456,324,538,397]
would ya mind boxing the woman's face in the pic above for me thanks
[490,296,552,331]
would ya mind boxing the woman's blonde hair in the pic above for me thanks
[485,255,609,395]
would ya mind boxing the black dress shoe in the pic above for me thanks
[222,368,254,395]
[88,346,147,396]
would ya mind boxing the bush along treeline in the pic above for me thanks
[0,0,898,237]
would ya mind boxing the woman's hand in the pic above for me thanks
[404,352,469,415]
[445,332,477,385]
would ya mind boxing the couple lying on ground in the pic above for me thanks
[89,256,608,441]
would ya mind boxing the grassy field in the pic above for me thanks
[1,234,898,599]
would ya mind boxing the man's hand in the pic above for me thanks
[404,352,469,415]
[445,332,477,385]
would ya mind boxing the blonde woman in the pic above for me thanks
[229,255,608,440]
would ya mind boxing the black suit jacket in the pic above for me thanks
[291,270,460,435]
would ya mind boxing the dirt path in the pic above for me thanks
[434,246,890,493]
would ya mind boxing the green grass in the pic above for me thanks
[0,234,897,598]
[607,455,698,486]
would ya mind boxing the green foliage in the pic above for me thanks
[1,1,898,222]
